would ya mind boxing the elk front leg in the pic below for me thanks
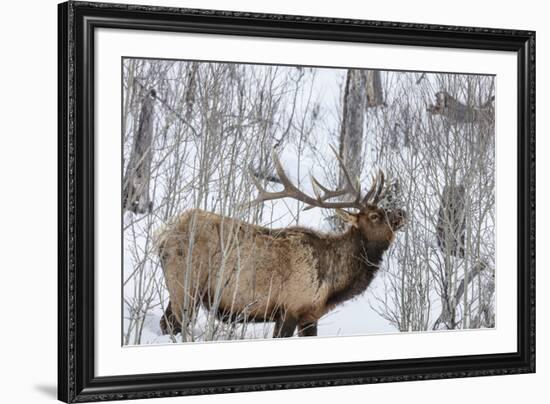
[160,301,182,335]
[160,293,202,340]
[273,314,298,338]
[298,321,318,337]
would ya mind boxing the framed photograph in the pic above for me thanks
[58,1,535,402]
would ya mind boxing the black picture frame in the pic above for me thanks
[58,1,536,402]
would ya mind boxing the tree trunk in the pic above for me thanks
[327,69,368,230]
[366,70,385,107]
[433,260,486,330]
[339,69,368,192]
[436,183,466,258]
[123,89,156,214]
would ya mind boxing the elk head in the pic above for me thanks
[248,146,407,243]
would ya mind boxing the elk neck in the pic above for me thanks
[319,226,391,308]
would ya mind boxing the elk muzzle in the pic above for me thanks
[387,208,407,232]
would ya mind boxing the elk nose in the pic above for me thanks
[389,209,407,230]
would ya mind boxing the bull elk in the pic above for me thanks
[156,148,406,339]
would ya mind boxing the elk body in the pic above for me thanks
[157,149,406,338]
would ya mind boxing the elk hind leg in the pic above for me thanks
[298,321,318,337]
[273,314,298,338]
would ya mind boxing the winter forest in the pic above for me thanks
[122,57,495,345]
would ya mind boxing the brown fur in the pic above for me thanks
[157,206,405,338]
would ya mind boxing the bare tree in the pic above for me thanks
[366,70,385,107]
[436,183,466,258]
[371,72,495,332]
[123,88,156,214]
[339,69,368,181]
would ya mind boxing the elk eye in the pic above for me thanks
[368,212,379,221]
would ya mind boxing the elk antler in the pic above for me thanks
[308,145,362,206]
[248,146,385,211]
[362,170,385,205]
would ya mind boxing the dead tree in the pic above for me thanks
[433,260,487,330]
[390,105,412,150]
[123,89,156,214]
[329,69,369,229]
[436,183,466,258]
[471,266,495,328]
[338,69,384,174]
[427,91,494,124]
[340,69,368,177]
[366,70,385,107]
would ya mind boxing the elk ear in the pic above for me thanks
[335,209,359,228]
